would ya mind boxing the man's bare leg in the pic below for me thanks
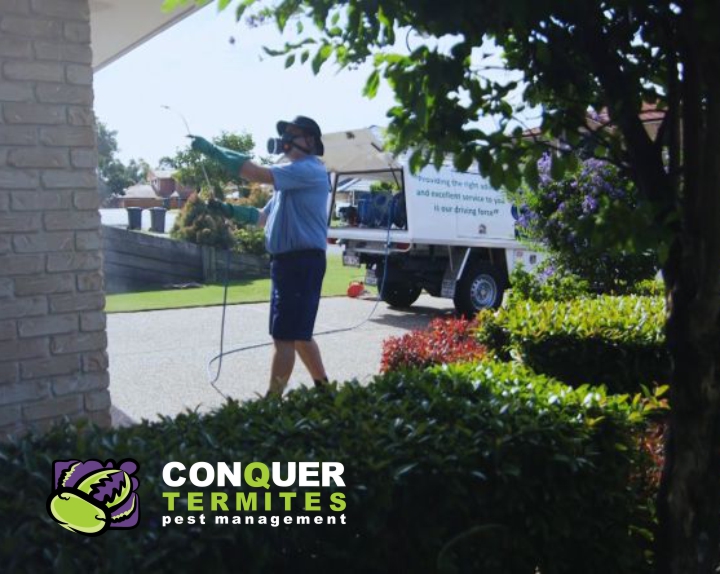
[295,338,328,384]
[267,339,296,397]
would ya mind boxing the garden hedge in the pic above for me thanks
[0,363,656,573]
[380,317,486,372]
[477,295,669,394]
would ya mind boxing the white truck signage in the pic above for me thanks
[406,167,516,244]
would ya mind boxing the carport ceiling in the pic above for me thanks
[90,0,200,71]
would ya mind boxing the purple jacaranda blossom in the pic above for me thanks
[537,153,553,186]
[582,195,599,213]
[539,264,556,281]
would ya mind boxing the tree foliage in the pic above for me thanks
[236,182,272,208]
[166,0,709,263]
[96,120,148,196]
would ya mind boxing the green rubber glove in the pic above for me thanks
[189,136,250,176]
[228,204,260,226]
[207,198,259,225]
[207,198,233,218]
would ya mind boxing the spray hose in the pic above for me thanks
[207,197,398,400]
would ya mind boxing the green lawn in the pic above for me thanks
[104,254,367,313]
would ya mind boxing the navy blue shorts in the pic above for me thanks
[269,249,326,341]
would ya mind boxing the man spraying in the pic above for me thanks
[189,116,329,397]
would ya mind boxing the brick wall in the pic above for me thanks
[0,0,110,437]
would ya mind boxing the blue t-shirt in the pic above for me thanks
[264,156,329,255]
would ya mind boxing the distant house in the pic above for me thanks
[523,103,666,146]
[119,169,194,209]
[121,183,161,208]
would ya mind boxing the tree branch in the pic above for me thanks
[578,9,672,210]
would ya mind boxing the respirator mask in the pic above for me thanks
[267,133,294,155]
[267,132,313,155]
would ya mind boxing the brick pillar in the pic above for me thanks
[0,0,110,437]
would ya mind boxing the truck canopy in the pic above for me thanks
[321,128,402,182]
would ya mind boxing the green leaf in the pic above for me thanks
[550,154,565,180]
[285,54,296,68]
[311,44,333,74]
[454,147,474,172]
[489,161,505,189]
[161,0,190,12]
[394,462,418,480]
[235,0,256,21]
[409,149,424,174]
[363,69,380,98]
[536,42,551,65]
[523,158,539,189]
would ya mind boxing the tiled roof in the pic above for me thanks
[123,183,158,198]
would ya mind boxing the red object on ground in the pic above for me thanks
[347,281,364,298]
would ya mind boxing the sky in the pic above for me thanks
[93,5,399,168]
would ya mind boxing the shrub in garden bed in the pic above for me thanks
[507,265,664,303]
[232,226,267,256]
[0,363,656,574]
[477,295,669,394]
[508,264,593,303]
[380,316,485,372]
[170,193,234,249]
[510,156,658,292]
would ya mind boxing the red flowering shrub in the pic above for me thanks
[380,317,486,373]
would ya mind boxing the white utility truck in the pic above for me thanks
[322,128,543,316]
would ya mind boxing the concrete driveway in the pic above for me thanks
[107,294,454,424]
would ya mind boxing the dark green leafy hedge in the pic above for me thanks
[0,363,655,574]
[477,295,669,393]
[507,265,664,303]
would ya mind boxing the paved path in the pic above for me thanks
[107,294,454,424]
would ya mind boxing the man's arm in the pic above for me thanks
[257,210,268,227]
[240,161,274,186]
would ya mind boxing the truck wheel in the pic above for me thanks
[454,261,505,317]
[379,282,422,308]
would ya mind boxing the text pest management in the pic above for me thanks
[160,462,347,528]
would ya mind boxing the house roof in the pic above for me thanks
[150,169,176,180]
[524,104,666,141]
[124,183,158,199]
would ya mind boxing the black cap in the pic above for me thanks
[276,115,324,156]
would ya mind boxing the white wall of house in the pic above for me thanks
[0,0,110,436]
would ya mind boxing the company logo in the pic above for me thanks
[47,459,140,536]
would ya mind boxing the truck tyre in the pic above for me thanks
[454,261,505,317]
[379,282,422,308]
